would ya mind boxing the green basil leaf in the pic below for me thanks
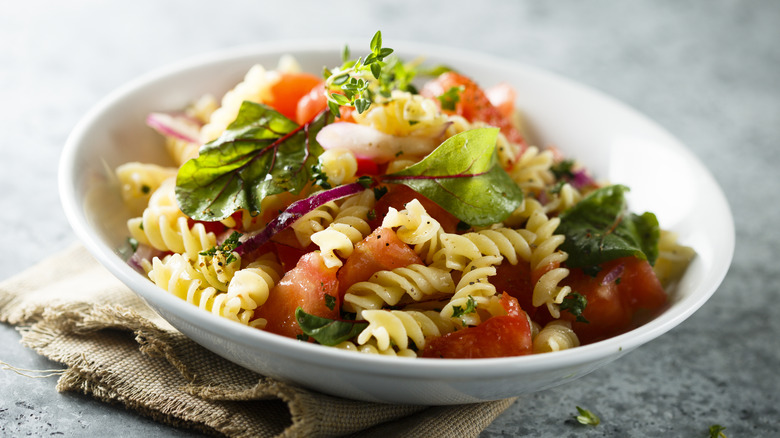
[295,308,368,346]
[175,101,329,221]
[557,185,660,269]
[383,127,523,227]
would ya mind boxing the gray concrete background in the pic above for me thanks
[1,1,778,436]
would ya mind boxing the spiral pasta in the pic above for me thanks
[433,227,535,270]
[508,146,556,195]
[317,148,358,186]
[290,200,340,247]
[128,178,217,260]
[543,182,583,216]
[334,339,417,357]
[310,190,376,268]
[115,162,178,215]
[653,230,696,288]
[353,90,450,138]
[381,199,445,264]
[440,256,502,326]
[147,253,249,325]
[520,199,572,318]
[225,253,284,328]
[356,309,457,352]
[343,264,455,314]
[532,320,580,353]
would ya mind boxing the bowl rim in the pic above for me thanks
[58,38,735,380]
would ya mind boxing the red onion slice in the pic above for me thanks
[601,262,625,285]
[235,181,370,257]
[146,112,201,144]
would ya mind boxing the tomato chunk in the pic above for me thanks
[368,184,462,233]
[421,71,525,146]
[485,83,517,119]
[422,313,533,359]
[295,82,327,125]
[337,227,422,298]
[561,256,667,344]
[268,72,322,121]
[490,260,536,318]
[254,251,339,339]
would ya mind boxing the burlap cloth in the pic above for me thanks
[0,244,516,437]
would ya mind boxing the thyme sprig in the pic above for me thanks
[323,31,394,116]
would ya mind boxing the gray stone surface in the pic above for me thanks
[1,1,777,436]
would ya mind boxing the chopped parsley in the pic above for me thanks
[709,424,727,438]
[451,295,477,318]
[311,163,332,189]
[199,231,243,264]
[437,85,463,111]
[560,292,589,323]
[551,159,576,180]
[324,294,337,311]
[575,406,600,426]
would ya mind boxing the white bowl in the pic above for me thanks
[59,39,734,405]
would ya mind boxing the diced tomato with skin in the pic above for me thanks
[422,299,533,359]
[337,227,422,299]
[355,156,380,176]
[497,292,522,317]
[187,218,227,236]
[254,251,340,339]
[267,72,323,121]
[295,82,327,125]
[296,83,359,125]
[421,71,526,147]
[367,184,462,234]
[336,105,355,123]
[560,256,667,344]
[269,227,317,271]
[485,82,517,119]
[490,260,536,319]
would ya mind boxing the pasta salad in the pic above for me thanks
[118,32,695,358]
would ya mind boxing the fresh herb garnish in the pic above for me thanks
[295,308,368,346]
[437,85,463,111]
[372,185,388,200]
[451,295,477,318]
[382,127,524,226]
[708,424,727,438]
[127,237,139,252]
[324,30,394,116]
[551,159,576,180]
[175,102,331,221]
[560,292,589,323]
[575,406,600,426]
[324,294,336,311]
[310,162,332,189]
[557,185,659,270]
[200,231,243,264]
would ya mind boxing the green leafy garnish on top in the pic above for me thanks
[557,185,659,270]
[323,30,394,116]
[295,308,368,346]
[383,127,524,227]
[175,102,331,221]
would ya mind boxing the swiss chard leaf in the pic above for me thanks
[557,184,659,270]
[382,127,523,227]
[295,308,368,346]
[175,101,329,221]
